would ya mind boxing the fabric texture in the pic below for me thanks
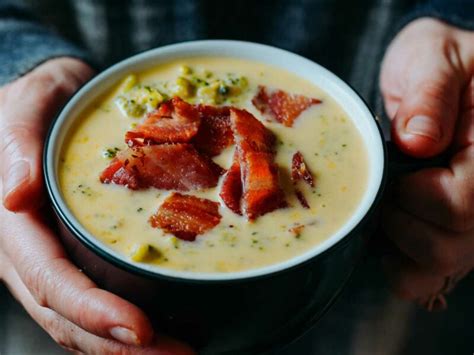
[0,1,91,86]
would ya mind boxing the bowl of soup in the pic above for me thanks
[44,40,386,353]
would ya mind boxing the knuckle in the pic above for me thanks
[42,312,77,350]
[442,180,474,232]
[22,259,50,307]
[439,177,474,233]
[31,69,74,99]
[0,125,32,161]
[417,78,457,115]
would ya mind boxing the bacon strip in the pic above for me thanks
[230,108,286,220]
[295,189,310,209]
[219,154,242,215]
[125,97,200,146]
[100,144,223,191]
[252,86,321,127]
[150,193,221,241]
[193,105,234,156]
[291,151,315,187]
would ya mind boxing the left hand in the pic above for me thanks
[380,18,474,310]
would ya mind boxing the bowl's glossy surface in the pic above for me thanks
[44,40,387,354]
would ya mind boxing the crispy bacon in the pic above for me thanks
[149,193,221,241]
[219,155,242,215]
[230,108,286,220]
[252,86,321,127]
[100,144,223,191]
[125,97,200,146]
[291,151,315,187]
[295,189,310,209]
[99,158,140,189]
[193,105,234,156]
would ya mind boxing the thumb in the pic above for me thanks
[391,58,463,158]
[0,58,93,212]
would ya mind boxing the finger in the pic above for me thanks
[381,202,474,275]
[390,47,464,158]
[382,253,446,302]
[394,144,474,232]
[0,58,93,212]
[0,208,154,346]
[3,261,194,355]
[454,77,474,151]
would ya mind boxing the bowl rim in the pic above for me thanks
[43,40,387,283]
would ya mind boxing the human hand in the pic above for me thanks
[380,18,474,310]
[0,58,194,354]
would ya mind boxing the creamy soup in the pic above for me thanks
[59,57,368,273]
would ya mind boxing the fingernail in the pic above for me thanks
[3,160,30,198]
[406,115,441,141]
[110,326,140,346]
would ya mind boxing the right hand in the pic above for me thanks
[0,58,194,354]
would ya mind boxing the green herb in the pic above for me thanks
[102,147,120,159]
[342,144,347,148]
[251,232,258,236]
[218,85,229,95]
[137,207,144,212]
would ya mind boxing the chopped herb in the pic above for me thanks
[252,239,258,244]
[218,85,229,95]
[251,232,258,236]
[102,147,120,159]
[342,144,347,147]
[137,207,144,212]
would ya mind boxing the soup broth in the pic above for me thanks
[59,57,368,273]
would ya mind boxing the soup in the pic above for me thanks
[59,57,368,273]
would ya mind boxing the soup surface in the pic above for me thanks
[59,57,368,273]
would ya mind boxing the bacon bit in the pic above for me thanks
[193,105,234,156]
[295,189,310,209]
[252,86,321,127]
[291,151,315,187]
[219,155,242,215]
[100,144,223,191]
[230,108,286,220]
[100,158,140,189]
[150,193,221,241]
[125,97,200,146]
[289,224,305,238]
